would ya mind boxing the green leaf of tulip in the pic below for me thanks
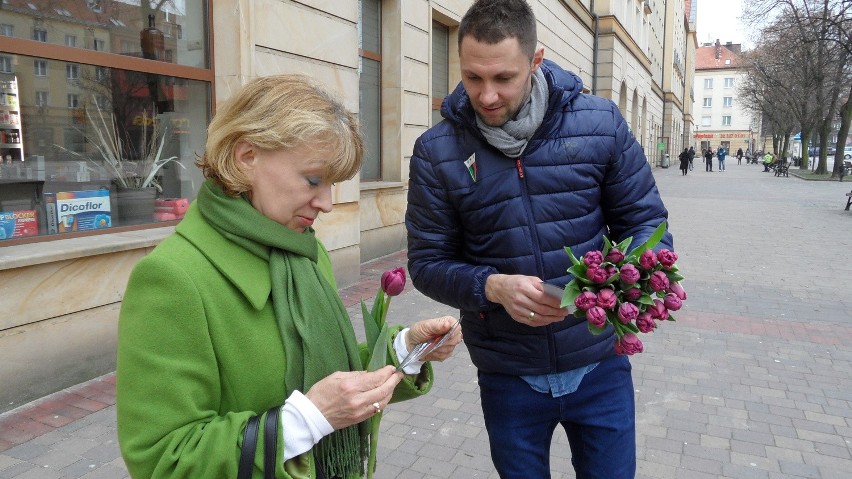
[362,299,380,350]
[366,322,390,372]
[629,220,667,256]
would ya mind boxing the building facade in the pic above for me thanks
[692,39,761,155]
[0,0,692,411]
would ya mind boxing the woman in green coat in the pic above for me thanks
[116,75,462,479]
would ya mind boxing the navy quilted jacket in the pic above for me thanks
[406,60,672,375]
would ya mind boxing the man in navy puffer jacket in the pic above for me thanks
[406,1,672,477]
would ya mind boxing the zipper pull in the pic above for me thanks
[516,159,525,178]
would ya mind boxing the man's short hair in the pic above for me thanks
[458,0,538,60]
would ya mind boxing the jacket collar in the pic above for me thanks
[175,203,271,310]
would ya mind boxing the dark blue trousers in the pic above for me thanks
[478,355,636,479]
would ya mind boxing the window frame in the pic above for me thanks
[722,115,732,126]
[358,0,383,182]
[703,97,712,108]
[703,78,713,89]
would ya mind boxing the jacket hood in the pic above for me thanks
[441,59,584,128]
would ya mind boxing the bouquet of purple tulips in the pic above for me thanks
[560,221,686,355]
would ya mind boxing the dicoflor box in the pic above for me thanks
[44,190,112,233]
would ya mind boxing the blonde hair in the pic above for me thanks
[197,75,363,195]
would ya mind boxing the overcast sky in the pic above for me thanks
[696,0,752,48]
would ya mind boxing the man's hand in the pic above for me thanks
[484,274,568,326]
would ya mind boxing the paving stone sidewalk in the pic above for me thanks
[1,161,850,478]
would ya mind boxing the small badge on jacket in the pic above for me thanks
[464,153,477,182]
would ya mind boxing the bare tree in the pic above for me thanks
[743,0,852,175]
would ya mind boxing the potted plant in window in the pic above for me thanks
[55,99,182,225]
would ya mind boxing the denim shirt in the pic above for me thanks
[521,362,598,397]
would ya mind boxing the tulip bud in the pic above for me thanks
[380,267,406,296]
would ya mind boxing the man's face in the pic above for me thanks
[459,36,544,127]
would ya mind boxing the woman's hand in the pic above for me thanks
[406,316,463,362]
[305,366,402,430]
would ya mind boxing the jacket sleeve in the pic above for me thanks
[406,135,499,312]
[601,102,673,251]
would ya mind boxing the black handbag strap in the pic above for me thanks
[263,406,280,479]
[238,415,261,479]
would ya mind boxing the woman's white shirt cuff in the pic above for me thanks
[280,390,334,461]
[394,327,424,375]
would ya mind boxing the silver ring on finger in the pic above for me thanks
[372,402,381,415]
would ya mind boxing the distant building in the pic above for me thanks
[692,39,761,154]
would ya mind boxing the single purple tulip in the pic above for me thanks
[648,299,668,320]
[617,302,639,324]
[657,249,678,270]
[574,291,598,311]
[639,250,658,270]
[623,287,643,302]
[636,312,656,333]
[587,266,608,284]
[583,251,604,268]
[614,333,644,355]
[668,282,687,301]
[663,293,682,311]
[620,264,640,285]
[605,248,624,264]
[586,306,608,328]
[380,267,406,296]
[605,265,619,279]
[596,288,617,310]
[649,271,670,292]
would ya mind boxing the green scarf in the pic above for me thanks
[197,179,368,477]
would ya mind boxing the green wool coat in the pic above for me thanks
[116,203,433,479]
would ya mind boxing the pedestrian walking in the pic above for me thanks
[688,146,695,171]
[679,148,690,176]
[736,147,744,165]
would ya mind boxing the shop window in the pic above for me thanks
[358,0,382,181]
[1,1,212,242]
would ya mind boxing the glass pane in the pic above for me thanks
[361,0,381,54]
[0,54,210,240]
[431,22,449,99]
[359,58,381,180]
[0,0,209,69]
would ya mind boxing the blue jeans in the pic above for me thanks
[478,355,636,479]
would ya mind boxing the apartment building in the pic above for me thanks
[692,39,761,154]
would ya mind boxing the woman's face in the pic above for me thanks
[236,141,334,233]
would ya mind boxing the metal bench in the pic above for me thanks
[774,162,790,177]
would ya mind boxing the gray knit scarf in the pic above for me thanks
[476,68,548,158]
